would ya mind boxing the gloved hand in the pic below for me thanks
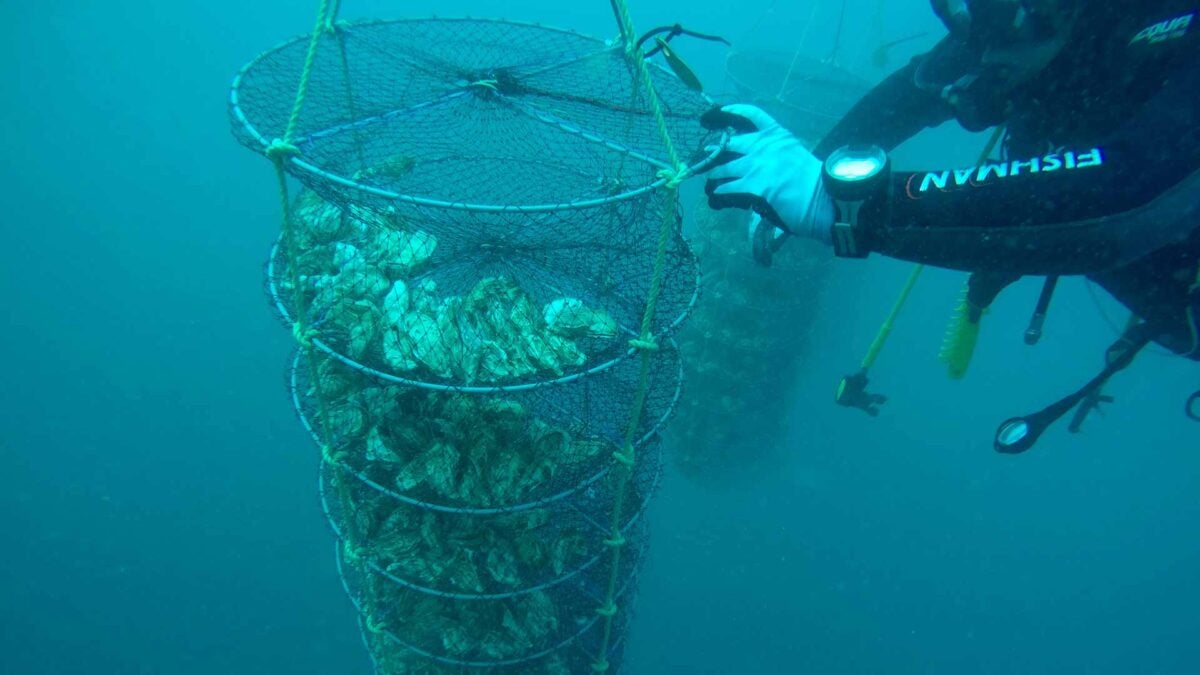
[701,104,834,244]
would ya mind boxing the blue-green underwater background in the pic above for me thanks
[2,1,1198,672]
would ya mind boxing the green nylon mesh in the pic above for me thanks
[232,17,719,674]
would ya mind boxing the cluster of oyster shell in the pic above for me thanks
[291,192,619,384]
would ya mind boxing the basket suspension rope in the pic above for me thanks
[266,0,384,637]
[266,0,337,336]
[277,0,333,156]
[267,0,344,455]
[325,0,344,33]
[267,0,338,461]
[591,0,688,671]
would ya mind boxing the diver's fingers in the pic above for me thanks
[700,106,757,133]
[746,211,763,240]
[722,130,775,156]
[706,154,761,183]
[705,181,762,213]
[709,176,755,197]
[704,171,756,202]
[719,103,781,133]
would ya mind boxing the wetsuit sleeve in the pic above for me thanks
[814,59,953,159]
[860,55,1200,275]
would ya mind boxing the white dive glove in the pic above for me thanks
[701,104,834,245]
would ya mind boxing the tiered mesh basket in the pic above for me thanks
[231,17,721,673]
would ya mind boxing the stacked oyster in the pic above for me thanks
[274,190,682,673]
[667,200,832,483]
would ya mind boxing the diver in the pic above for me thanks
[701,0,1200,452]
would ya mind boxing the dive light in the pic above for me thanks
[822,144,890,258]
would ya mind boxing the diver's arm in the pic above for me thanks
[857,59,1200,275]
[814,59,953,159]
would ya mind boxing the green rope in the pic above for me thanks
[591,1,690,670]
[281,0,332,147]
[610,0,683,172]
[324,0,344,33]
[265,0,385,645]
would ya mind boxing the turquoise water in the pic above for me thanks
[2,1,1198,673]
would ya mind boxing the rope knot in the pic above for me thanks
[618,34,637,59]
[293,323,318,347]
[591,659,610,673]
[323,18,345,35]
[342,539,364,562]
[595,602,618,617]
[628,336,658,352]
[265,138,301,162]
[656,163,689,189]
[612,446,635,467]
[321,444,347,467]
[603,534,626,548]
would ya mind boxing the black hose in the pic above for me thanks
[1025,275,1058,345]
[636,24,730,57]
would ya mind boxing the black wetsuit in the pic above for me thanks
[814,1,1200,358]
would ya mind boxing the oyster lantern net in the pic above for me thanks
[231,16,719,674]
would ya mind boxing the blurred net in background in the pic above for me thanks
[724,48,869,145]
[232,14,720,674]
[668,200,832,485]
[662,16,868,485]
